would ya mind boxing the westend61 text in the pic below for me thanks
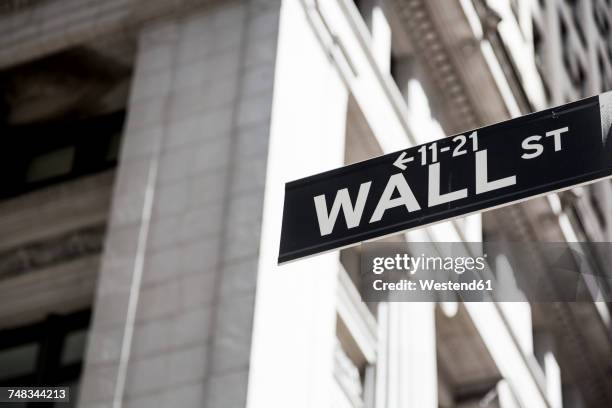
[372,279,493,292]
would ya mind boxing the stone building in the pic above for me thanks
[0,0,611,407]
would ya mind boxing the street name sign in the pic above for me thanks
[278,92,612,264]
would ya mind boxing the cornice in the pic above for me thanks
[0,223,105,280]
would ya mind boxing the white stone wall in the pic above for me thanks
[247,0,349,405]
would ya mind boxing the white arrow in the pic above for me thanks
[393,151,413,170]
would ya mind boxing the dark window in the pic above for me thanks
[570,61,587,95]
[0,310,91,407]
[532,22,551,103]
[560,16,569,51]
[0,111,125,199]
[590,190,607,228]
[567,0,586,45]
[598,52,608,92]
[594,4,610,37]
[540,74,552,103]
[570,206,588,238]
[533,20,544,70]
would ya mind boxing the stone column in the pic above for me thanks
[78,1,282,407]
[355,0,392,73]
[534,332,563,408]
[376,302,438,408]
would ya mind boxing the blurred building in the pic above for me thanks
[0,0,611,407]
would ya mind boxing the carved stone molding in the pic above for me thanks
[0,0,44,14]
[0,223,105,280]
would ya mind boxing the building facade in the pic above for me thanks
[0,0,611,407]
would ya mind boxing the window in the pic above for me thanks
[0,343,38,381]
[26,146,76,183]
[570,61,586,96]
[567,0,586,45]
[0,310,91,407]
[533,20,544,70]
[593,4,610,37]
[590,189,607,228]
[0,111,125,199]
[560,16,569,51]
[541,76,552,103]
[598,52,607,91]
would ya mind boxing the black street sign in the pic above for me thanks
[278,93,612,264]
